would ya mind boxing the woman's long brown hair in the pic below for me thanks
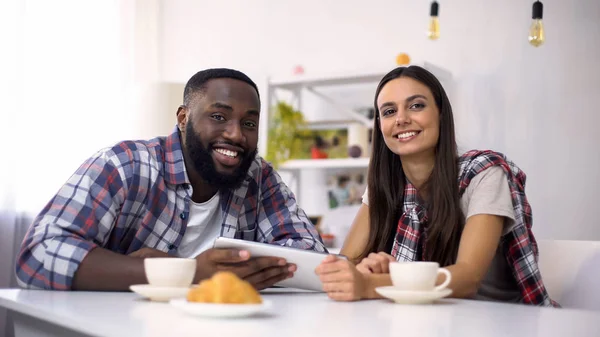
[360,66,464,267]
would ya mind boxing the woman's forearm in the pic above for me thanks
[362,273,393,299]
[439,263,480,298]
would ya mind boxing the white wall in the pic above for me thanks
[0,0,146,213]
[158,0,600,240]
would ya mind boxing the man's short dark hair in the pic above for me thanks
[183,68,260,105]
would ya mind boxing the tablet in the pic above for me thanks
[213,237,345,292]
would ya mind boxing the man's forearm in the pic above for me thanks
[72,247,146,291]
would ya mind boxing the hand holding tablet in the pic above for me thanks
[194,244,295,290]
[213,237,344,292]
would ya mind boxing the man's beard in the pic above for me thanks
[184,122,257,190]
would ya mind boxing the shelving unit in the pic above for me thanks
[268,62,451,90]
[268,70,391,90]
[262,62,452,215]
[279,157,369,170]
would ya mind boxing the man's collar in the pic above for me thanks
[163,126,190,185]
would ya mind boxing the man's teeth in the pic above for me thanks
[215,148,238,158]
[397,131,418,139]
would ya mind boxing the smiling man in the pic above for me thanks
[16,68,326,291]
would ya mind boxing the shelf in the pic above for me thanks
[268,62,452,91]
[269,70,386,90]
[303,119,370,130]
[279,158,370,170]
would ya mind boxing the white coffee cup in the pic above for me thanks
[389,261,451,292]
[144,258,196,287]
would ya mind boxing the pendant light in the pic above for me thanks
[528,1,545,47]
[427,1,440,40]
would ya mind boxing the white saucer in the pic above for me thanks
[375,286,452,304]
[130,284,190,302]
[169,298,272,318]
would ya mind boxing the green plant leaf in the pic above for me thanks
[266,101,307,168]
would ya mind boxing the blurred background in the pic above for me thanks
[0,0,599,318]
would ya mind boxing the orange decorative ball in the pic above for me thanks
[396,53,411,65]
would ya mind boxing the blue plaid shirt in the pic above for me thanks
[16,127,325,290]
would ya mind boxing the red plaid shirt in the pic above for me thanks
[391,150,557,306]
[16,126,325,290]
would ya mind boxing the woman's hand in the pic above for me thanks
[356,252,396,274]
[315,255,367,301]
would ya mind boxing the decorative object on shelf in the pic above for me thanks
[356,107,375,120]
[327,171,366,209]
[308,215,322,229]
[266,101,309,168]
[305,129,348,160]
[310,215,335,247]
[321,233,336,248]
[396,53,411,65]
[427,1,440,40]
[347,123,370,158]
[348,145,362,158]
[529,1,545,47]
[311,136,329,159]
[293,65,305,75]
[267,105,349,167]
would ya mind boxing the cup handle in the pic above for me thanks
[434,268,452,291]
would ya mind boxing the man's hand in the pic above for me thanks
[129,248,172,259]
[356,252,396,274]
[195,248,296,290]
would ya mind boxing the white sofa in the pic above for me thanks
[537,239,600,310]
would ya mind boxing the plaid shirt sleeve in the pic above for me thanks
[16,150,126,290]
[459,150,558,307]
[255,161,326,253]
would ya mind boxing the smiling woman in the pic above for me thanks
[377,83,441,161]
[316,66,557,307]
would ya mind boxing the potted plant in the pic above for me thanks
[266,101,310,168]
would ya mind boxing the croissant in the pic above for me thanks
[187,271,262,304]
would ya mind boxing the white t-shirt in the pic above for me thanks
[176,193,223,258]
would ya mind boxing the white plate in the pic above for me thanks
[130,284,190,302]
[169,298,272,318]
[375,286,452,304]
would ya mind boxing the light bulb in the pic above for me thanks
[528,1,545,47]
[428,1,440,40]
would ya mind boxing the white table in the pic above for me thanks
[1,288,599,337]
